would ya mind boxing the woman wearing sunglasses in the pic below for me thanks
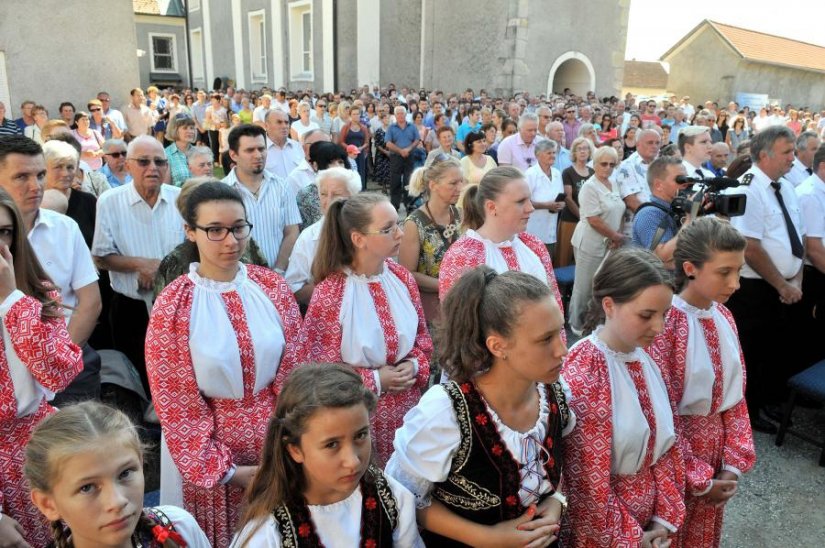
[568,145,627,335]
[145,181,303,546]
[299,192,432,466]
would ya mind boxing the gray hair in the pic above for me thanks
[750,125,795,163]
[42,140,79,165]
[518,112,539,127]
[796,130,819,151]
[534,139,558,154]
[577,123,596,138]
[101,138,127,154]
[187,145,213,162]
[316,166,362,198]
[592,145,619,165]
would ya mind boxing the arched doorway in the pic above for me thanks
[547,52,596,96]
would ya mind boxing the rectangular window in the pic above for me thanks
[248,11,267,81]
[0,52,10,111]
[190,28,204,80]
[288,1,313,79]
[149,33,177,72]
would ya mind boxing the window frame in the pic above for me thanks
[148,32,178,73]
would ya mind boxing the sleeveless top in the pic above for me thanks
[273,466,398,548]
[407,206,462,278]
[422,381,570,547]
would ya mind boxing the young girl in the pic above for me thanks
[25,401,210,547]
[387,267,573,547]
[233,363,423,547]
[299,193,432,466]
[0,189,83,547]
[146,182,303,546]
[649,217,755,548]
[562,247,685,547]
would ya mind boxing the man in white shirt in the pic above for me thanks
[0,135,102,403]
[97,91,128,135]
[614,128,662,237]
[725,125,805,433]
[222,124,301,273]
[784,131,820,187]
[252,94,272,127]
[122,88,156,140]
[92,136,184,392]
[264,110,304,179]
[678,126,715,180]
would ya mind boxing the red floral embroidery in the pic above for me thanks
[460,383,471,394]
[474,413,488,426]
[365,539,377,548]
[506,495,518,506]
[492,444,504,456]
[550,403,558,413]
[298,523,312,537]
[545,437,554,449]
[364,496,377,510]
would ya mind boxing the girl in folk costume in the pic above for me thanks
[299,193,432,466]
[437,167,565,338]
[387,267,574,547]
[0,189,82,548]
[232,363,423,547]
[26,402,210,548]
[648,217,755,548]
[145,182,303,546]
[562,247,685,548]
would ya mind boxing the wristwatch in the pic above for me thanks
[551,491,568,516]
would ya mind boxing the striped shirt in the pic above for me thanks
[92,183,184,308]
[0,118,22,136]
[222,168,302,268]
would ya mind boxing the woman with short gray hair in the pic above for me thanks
[42,140,97,247]
[525,139,565,256]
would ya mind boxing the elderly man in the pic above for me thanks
[99,139,132,188]
[92,135,183,392]
[264,109,304,179]
[497,112,539,171]
[191,90,209,144]
[536,106,553,139]
[97,91,128,136]
[122,88,155,140]
[253,94,272,126]
[669,108,688,144]
[186,146,214,177]
[0,135,102,405]
[286,128,331,195]
[615,128,662,237]
[385,105,420,209]
[725,125,805,433]
[223,124,301,273]
[0,102,22,136]
[785,131,821,187]
[546,121,572,171]
[705,142,730,176]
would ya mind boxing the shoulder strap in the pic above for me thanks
[441,381,473,472]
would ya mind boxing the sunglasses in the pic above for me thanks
[106,151,127,158]
[129,157,169,167]
[90,108,102,112]
[598,161,617,167]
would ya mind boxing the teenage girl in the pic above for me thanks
[649,217,755,548]
[562,247,685,547]
[25,401,210,548]
[387,266,573,547]
[232,363,423,547]
[0,188,82,547]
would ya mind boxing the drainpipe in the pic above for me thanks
[184,0,193,88]
[332,0,339,92]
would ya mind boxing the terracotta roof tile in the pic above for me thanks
[710,21,825,73]
[623,61,669,89]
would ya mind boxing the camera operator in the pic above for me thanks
[726,125,805,433]
[678,125,715,180]
[631,157,690,268]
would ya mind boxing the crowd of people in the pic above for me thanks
[0,81,824,548]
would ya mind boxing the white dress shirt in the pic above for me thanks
[222,169,302,268]
[796,174,825,267]
[264,137,304,179]
[525,164,564,244]
[92,183,184,309]
[785,157,813,187]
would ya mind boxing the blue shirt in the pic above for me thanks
[386,122,420,150]
[554,146,573,172]
[99,164,132,188]
[456,121,481,147]
[0,118,22,136]
[670,121,688,144]
[632,196,678,249]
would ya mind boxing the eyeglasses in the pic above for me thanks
[106,151,127,158]
[90,108,101,112]
[193,222,253,241]
[129,157,169,168]
[362,221,403,236]
[99,98,111,102]
[598,161,617,167]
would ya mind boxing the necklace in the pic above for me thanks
[425,202,459,241]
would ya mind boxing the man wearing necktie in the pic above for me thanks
[679,125,716,181]
[784,131,821,187]
[725,126,806,434]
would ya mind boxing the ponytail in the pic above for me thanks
[460,166,524,231]
[461,185,484,230]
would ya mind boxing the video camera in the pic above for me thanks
[671,176,747,219]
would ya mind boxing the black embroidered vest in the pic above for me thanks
[273,465,398,548]
[421,380,569,547]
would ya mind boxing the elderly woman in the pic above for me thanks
[71,111,104,171]
[525,139,565,256]
[23,105,49,144]
[42,140,98,247]
[558,137,595,266]
[295,142,350,230]
[163,114,197,187]
[285,167,362,306]
[578,122,600,148]
[290,101,319,142]
[186,146,215,178]
[568,146,626,334]
[399,156,463,322]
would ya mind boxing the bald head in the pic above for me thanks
[709,142,730,170]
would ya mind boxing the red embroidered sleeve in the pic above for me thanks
[387,260,432,388]
[562,342,645,547]
[437,237,485,301]
[649,308,715,495]
[246,266,306,395]
[4,294,82,393]
[519,232,566,337]
[717,305,756,475]
[145,279,234,488]
[300,273,378,392]
[651,433,686,529]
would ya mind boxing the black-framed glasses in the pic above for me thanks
[193,222,253,241]
[362,221,403,236]
[129,157,169,168]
